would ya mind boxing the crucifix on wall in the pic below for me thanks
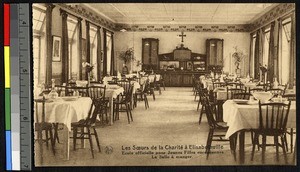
[178,31,186,43]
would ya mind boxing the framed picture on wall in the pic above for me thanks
[52,36,61,62]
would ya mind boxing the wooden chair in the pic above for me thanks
[203,95,237,160]
[198,88,210,124]
[251,101,291,163]
[282,94,296,101]
[226,88,244,100]
[249,87,265,94]
[88,85,109,123]
[212,82,226,90]
[134,81,149,109]
[226,82,243,89]
[117,80,131,95]
[34,97,56,157]
[282,94,296,153]
[67,86,89,97]
[267,88,284,96]
[152,75,162,95]
[144,79,156,101]
[54,85,67,96]
[71,98,102,158]
[113,84,134,124]
[233,92,252,100]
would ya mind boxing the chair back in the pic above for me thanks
[125,84,134,102]
[258,101,291,134]
[55,85,66,96]
[203,95,218,129]
[227,88,244,100]
[212,82,225,90]
[117,80,131,94]
[267,88,284,96]
[88,85,106,101]
[233,92,252,100]
[257,82,271,91]
[249,87,265,94]
[34,96,46,124]
[83,98,102,126]
[282,94,296,101]
[67,86,89,97]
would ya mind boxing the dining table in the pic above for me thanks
[36,96,93,160]
[104,85,125,125]
[223,100,296,164]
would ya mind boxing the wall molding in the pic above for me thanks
[115,24,251,32]
[249,3,295,32]
[56,3,116,31]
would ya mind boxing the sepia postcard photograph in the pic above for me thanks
[32,2,296,166]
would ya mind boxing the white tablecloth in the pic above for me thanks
[41,97,92,131]
[213,88,228,100]
[105,87,124,125]
[223,100,296,138]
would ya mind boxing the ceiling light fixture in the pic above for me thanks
[120,28,127,32]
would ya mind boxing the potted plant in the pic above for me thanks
[232,46,245,75]
[119,47,135,64]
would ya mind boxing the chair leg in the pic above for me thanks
[144,94,149,109]
[125,104,131,124]
[281,136,288,164]
[87,128,94,158]
[128,104,133,122]
[197,98,201,111]
[229,134,237,161]
[274,136,279,161]
[49,129,55,155]
[45,129,49,147]
[152,90,155,100]
[73,127,77,151]
[93,128,101,152]
[199,106,204,124]
[262,135,266,164]
[53,123,60,144]
[206,129,213,160]
[251,133,258,161]
[290,128,294,153]
[158,85,162,95]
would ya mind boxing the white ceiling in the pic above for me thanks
[82,3,278,25]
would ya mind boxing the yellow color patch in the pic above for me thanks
[4,46,10,88]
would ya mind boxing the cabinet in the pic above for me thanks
[206,39,224,66]
[142,38,159,70]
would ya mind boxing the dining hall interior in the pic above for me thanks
[32,3,296,166]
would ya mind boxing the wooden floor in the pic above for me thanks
[35,87,296,166]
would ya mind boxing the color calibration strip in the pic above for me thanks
[19,3,32,171]
[11,4,21,171]
[4,3,12,171]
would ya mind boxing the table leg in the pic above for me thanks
[65,130,70,160]
[239,130,245,164]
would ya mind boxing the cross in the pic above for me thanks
[178,31,186,43]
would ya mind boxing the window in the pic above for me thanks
[279,17,292,85]
[32,5,46,88]
[32,5,46,33]
[67,16,78,80]
[90,26,98,81]
[262,27,270,66]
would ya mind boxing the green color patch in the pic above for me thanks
[5,89,11,130]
